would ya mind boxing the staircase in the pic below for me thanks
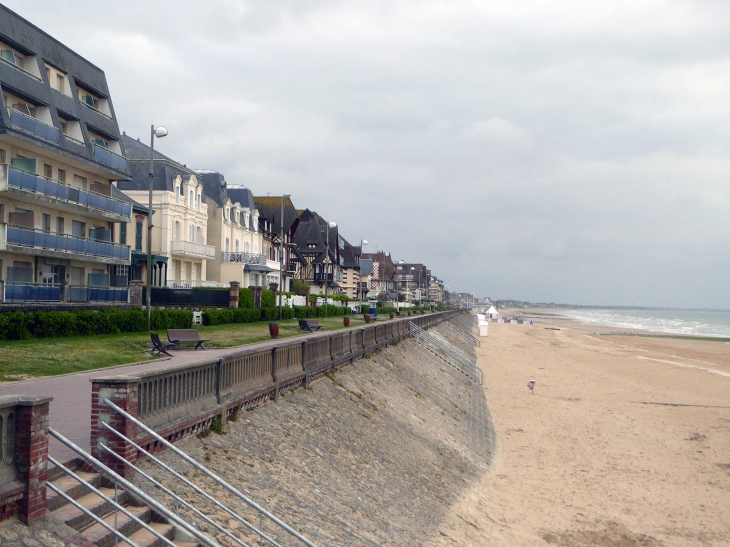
[46,465,200,547]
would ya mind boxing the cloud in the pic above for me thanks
[5,0,730,307]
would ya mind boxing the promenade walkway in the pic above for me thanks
[0,332,328,463]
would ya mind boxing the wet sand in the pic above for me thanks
[436,318,730,546]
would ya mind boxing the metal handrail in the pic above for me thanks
[48,427,219,547]
[103,398,320,547]
[48,455,177,547]
[101,422,283,547]
[46,482,141,547]
[410,322,483,384]
[99,441,256,547]
[443,320,480,347]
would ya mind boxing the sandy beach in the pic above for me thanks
[437,315,730,546]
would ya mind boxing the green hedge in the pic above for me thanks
[293,306,317,318]
[239,288,255,309]
[261,290,276,308]
[0,308,192,341]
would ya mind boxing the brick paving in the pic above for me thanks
[0,331,330,463]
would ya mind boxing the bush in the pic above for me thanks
[0,311,32,340]
[261,290,276,308]
[202,309,235,326]
[234,308,262,323]
[239,288,255,309]
[151,309,193,330]
[293,306,316,318]
[261,307,279,321]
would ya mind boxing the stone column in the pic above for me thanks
[229,281,240,308]
[128,280,144,306]
[8,395,53,525]
[90,377,139,478]
[250,286,262,308]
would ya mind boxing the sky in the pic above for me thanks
[8,0,730,307]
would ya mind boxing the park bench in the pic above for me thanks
[395,311,404,317]
[150,332,175,357]
[167,329,209,350]
[299,319,323,332]
[364,314,378,322]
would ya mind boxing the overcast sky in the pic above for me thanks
[9,0,730,307]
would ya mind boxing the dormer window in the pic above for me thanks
[77,83,112,118]
[44,64,72,97]
[0,40,41,80]
[308,243,316,249]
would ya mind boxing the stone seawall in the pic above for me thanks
[133,324,495,546]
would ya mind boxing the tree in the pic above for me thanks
[291,279,309,297]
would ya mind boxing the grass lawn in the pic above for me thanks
[0,314,392,382]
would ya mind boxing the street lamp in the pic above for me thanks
[278,194,291,320]
[147,125,168,330]
[324,221,336,317]
[410,266,415,307]
[359,239,367,302]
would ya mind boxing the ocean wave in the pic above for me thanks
[558,309,730,337]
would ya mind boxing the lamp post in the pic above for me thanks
[359,239,367,302]
[409,266,415,307]
[278,194,290,320]
[324,221,336,317]
[147,125,168,330]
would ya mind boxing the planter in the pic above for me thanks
[364,315,371,324]
[407,311,412,317]
[389,312,394,319]
[269,322,279,338]
[343,316,350,327]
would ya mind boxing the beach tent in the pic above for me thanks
[487,305,500,319]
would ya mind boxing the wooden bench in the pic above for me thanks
[298,319,323,332]
[151,332,175,357]
[167,329,209,350]
[395,311,404,317]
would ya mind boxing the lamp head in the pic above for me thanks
[362,239,368,246]
[154,126,168,138]
[328,221,337,229]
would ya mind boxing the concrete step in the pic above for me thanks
[77,505,151,547]
[46,471,103,511]
[117,521,176,547]
[50,487,128,531]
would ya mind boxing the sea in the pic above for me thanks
[558,308,730,338]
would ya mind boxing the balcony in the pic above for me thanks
[314,273,334,283]
[4,282,61,302]
[0,224,130,264]
[69,286,128,303]
[170,239,216,259]
[164,279,229,289]
[1,165,131,221]
[93,144,127,172]
[8,108,59,143]
[221,252,266,264]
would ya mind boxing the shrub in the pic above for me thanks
[239,288,255,309]
[293,306,316,318]
[202,309,235,326]
[261,290,276,308]
[234,308,262,323]
[151,309,193,330]
[32,311,77,338]
[261,307,279,321]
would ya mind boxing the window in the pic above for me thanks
[74,174,87,189]
[120,222,127,245]
[56,217,64,235]
[189,190,193,208]
[42,214,50,233]
[0,149,5,164]
[135,221,143,251]
[175,185,180,204]
[56,74,64,93]
[225,237,230,252]
[57,169,66,183]
[72,220,85,238]
[188,223,194,242]
[11,157,37,174]
[43,164,52,179]
[197,192,201,211]
[235,240,239,252]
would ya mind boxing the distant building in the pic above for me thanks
[0,5,133,304]
[118,135,214,287]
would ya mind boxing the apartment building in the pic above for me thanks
[0,6,132,304]
[117,135,214,287]
[338,237,361,300]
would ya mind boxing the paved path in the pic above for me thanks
[0,333,325,463]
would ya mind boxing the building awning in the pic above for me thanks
[131,252,168,265]
[244,264,273,272]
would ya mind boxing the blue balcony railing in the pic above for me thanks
[5,282,61,302]
[6,225,130,261]
[93,144,127,171]
[69,286,128,303]
[8,108,59,143]
[7,167,132,217]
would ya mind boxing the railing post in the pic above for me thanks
[91,377,140,478]
[11,395,52,525]
[271,347,278,401]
